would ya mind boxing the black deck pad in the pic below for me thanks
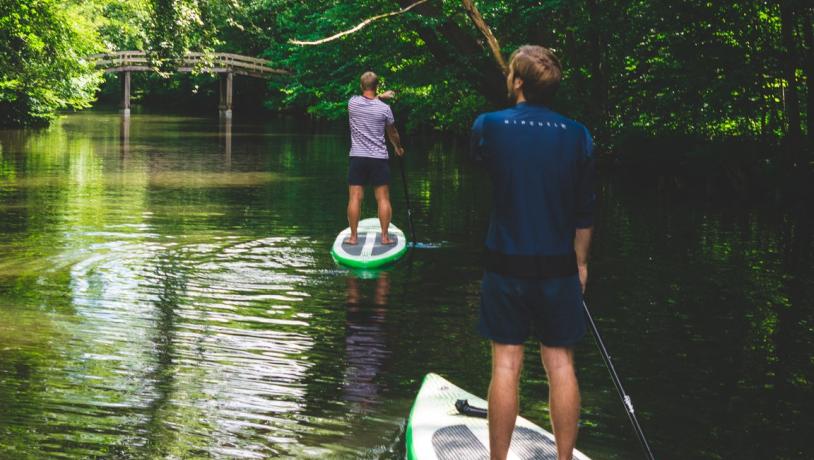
[341,240,364,256]
[432,425,558,460]
[510,426,558,459]
[432,425,488,460]
[371,233,398,256]
[340,232,399,257]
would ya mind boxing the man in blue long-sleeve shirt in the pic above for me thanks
[471,45,595,460]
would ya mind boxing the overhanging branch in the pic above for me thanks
[461,0,508,75]
[289,0,431,46]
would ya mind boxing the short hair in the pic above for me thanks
[509,45,562,105]
[360,71,378,91]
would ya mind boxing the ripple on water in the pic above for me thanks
[45,233,321,457]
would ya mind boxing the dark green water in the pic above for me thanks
[0,111,811,459]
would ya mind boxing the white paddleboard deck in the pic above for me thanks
[331,217,408,268]
[407,373,591,460]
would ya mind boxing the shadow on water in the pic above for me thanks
[579,179,814,459]
[0,111,811,459]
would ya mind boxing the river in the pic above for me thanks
[0,111,811,459]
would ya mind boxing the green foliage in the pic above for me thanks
[1,0,811,152]
[472,0,808,144]
[251,0,504,132]
[146,0,219,70]
[95,0,152,51]
[0,0,104,125]
[233,0,812,143]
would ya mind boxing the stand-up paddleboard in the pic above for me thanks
[331,217,408,269]
[407,373,591,460]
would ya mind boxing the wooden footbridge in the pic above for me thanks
[89,51,289,117]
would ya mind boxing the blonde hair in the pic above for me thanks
[509,45,562,105]
[360,71,379,91]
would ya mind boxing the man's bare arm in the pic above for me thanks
[386,124,405,156]
[575,227,592,293]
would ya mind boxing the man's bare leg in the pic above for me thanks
[541,345,580,460]
[488,342,524,460]
[374,185,393,244]
[347,185,364,244]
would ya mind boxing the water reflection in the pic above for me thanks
[66,234,318,457]
[343,272,391,410]
[0,112,811,459]
[220,117,232,169]
[120,115,130,161]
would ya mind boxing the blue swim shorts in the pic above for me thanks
[348,156,390,186]
[477,271,586,347]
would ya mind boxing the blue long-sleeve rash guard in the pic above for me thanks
[471,103,596,259]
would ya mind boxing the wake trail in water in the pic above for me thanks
[408,242,447,249]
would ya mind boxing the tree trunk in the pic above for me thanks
[560,3,584,99]
[780,0,802,160]
[395,0,507,107]
[460,0,508,74]
[802,8,814,148]
[586,0,609,143]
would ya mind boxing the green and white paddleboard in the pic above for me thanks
[331,217,408,269]
[407,373,591,460]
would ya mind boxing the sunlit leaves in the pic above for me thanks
[0,0,104,126]
[1,0,808,145]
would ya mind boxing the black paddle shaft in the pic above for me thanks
[583,300,656,460]
[398,155,417,243]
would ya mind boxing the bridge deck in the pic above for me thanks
[89,51,289,78]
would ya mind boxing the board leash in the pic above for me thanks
[583,299,656,460]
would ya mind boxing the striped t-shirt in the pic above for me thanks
[348,95,395,159]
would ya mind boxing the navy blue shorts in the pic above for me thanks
[348,157,390,186]
[478,271,586,347]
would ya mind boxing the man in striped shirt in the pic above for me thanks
[345,71,405,245]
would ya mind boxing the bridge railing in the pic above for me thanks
[88,51,289,78]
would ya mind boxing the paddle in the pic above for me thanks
[398,154,417,245]
[583,299,656,460]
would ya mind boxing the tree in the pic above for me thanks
[1,0,809,160]
[0,0,103,126]
[779,0,803,158]
[802,7,814,148]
